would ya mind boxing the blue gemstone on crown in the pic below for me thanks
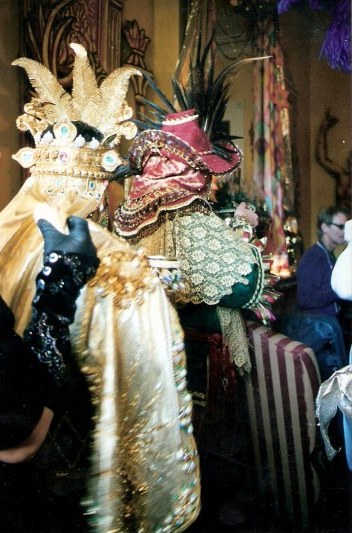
[23,152,33,163]
[60,125,69,137]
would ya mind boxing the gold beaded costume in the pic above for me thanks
[0,44,200,532]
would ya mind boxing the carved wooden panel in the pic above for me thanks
[21,0,123,89]
[122,19,151,113]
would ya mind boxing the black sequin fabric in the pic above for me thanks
[24,252,99,385]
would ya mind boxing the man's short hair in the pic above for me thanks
[317,205,349,239]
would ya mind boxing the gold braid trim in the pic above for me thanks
[115,199,211,246]
[88,248,159,307]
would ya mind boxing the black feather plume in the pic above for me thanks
[136,35,268,160]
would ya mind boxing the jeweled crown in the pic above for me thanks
[12,43,141,180]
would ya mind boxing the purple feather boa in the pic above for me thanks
[277,0,351,72]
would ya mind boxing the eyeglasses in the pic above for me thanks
[330,222,345,230]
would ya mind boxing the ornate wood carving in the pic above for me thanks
[22,0,123,89]
[315,109,352,213]
[122,19,152,113]
[20,4,154,114]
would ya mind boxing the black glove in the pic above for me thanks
[37,216,97,258]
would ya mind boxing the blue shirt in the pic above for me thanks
[296,242,339,316]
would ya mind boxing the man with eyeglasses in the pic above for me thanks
[296,205,350,318]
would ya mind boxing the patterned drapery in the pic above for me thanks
[252,16,293,253]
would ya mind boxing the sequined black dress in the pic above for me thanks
[0,252,98,532]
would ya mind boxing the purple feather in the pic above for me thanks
[276,0,352,72]
[308,0,323,9]
[277,0,300,15]
[319,0,352,72]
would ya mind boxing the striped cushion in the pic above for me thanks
[244,321,321,528]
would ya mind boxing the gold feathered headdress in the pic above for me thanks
[12,43,141,177]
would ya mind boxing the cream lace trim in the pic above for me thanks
[175,212,258,305]
[216,307,251,373]
[137,212,259,305]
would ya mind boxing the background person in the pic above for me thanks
[278,206,349,382]
[296,205,349,317]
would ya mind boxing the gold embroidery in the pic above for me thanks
[88,248,159,307]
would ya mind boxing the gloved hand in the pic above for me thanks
[37,216,97,258]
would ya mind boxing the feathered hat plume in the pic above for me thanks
[111,34,269,181]
[134,34,269,157]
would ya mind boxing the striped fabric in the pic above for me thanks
[244,321,322,528]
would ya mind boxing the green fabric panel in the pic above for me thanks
[177,266,258,332]
[178,303,221,333]
[218,265,259,309]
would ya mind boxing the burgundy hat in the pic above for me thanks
[129,109,242,176]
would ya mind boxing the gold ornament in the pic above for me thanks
[12,43,141,180]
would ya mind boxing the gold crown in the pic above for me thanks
[12,43,141,179]
[13,117,124,179]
